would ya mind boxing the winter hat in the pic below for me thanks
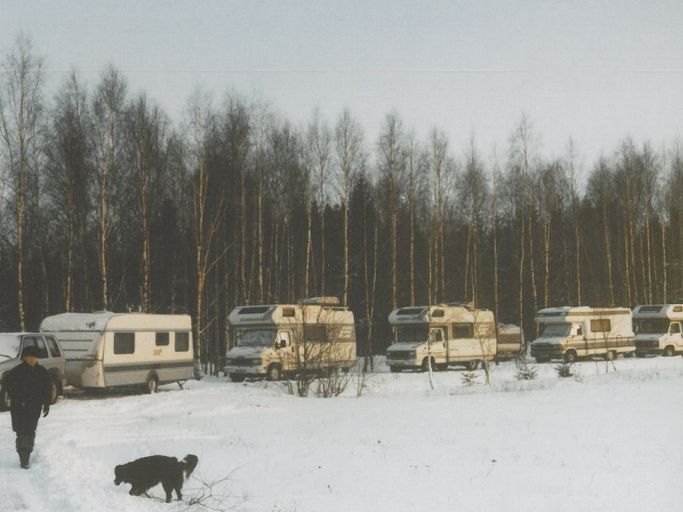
[21,346,40,358]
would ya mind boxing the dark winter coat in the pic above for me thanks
[5,362,51,434]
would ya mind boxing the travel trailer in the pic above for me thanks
[225,297,356,382]
[385,304,497,372]
[633,304,683,357]
[530,307,635,363]
[495,323,525,360]
[40,312,194,393]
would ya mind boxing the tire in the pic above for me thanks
[663,346,675,357]
[635,351,645,358]
[0,386,10,412]
[421,357,436,372]
[564,350,577,364]
[266,364,282,381]
[604,350,616,362]
[229,374,245,383]
[465,360,479,371]
[146,374,159,394]
[389,366,402,373]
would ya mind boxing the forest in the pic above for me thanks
[1,36,682,369]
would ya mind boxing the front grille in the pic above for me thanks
[231,358,252,367]
[388,351,414,360]
[636,339,660,349]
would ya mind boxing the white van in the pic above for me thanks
[530,306,635,363]
[633,304,683,357]
[40,312,194,393]
[385,304,497,372]
[225,297,356,382]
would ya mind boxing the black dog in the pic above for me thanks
[114,454,198,503]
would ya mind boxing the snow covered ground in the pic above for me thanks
[1,356,682,512]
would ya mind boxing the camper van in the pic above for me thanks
[385,304,497,372]
[495,324,525,361]
[530,307,635,363]
[39,312,194,393]
[225,297,356,382]
[633,304,683,357]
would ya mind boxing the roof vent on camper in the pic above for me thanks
[446,302,474,310]
[302,297,340,306]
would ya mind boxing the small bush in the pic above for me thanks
[461,371,479,386]
[555,362,573,378]
[514,358,537,381]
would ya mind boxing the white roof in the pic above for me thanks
[536,306,631,321]
[389,305,494,325]
[633,304,683,319]
[40,312,192,332]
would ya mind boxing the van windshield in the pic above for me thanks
[237,329,276,347]
[396,324,428,343]
[634,318,669,335]
[540,323,572,337]
[0,334,21,360]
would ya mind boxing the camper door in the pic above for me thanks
[448,323,477,359]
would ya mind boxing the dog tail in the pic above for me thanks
[182,454,198,479]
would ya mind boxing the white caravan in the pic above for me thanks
[530,307,635,363]
[40,312,194,393]
[633,304,683,357]
[225,297,356,382]
[385,304,497,372]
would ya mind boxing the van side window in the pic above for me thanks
[155,332,170,346]
[45,336,62,357]
[22,336,49,358]
[452,324,473,339]
[670,322,681,334]
[114,333,135,354]
[590,319,611,333]
[304,325,326,342]
[175,332,190,352]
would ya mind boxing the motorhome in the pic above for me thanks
[496,323,525,360]
[225,297,356,382]
[530,307,635,363]
[385,304,497,372]
[40,312,194,393]
[633,304,683,357]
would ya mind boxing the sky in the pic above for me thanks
[1,0,682,167]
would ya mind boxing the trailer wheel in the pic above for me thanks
[604,350,616,362]
[464,360,479,371]
[563,350,578,364]
[266,364,282,381]
[0,386,10,411]
[229,374,246,383]
[146,374,159,394]
[663,345,675,357]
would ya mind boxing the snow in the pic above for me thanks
[1,356,682,512]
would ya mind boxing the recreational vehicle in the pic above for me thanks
[0,332,67,410]
[40,312,194,393]
[225,297,356,382]
[495,323,525,360]
[385,304,497,372]
[633,304,683,357]
[530,307,635,363]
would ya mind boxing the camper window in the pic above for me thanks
[114,333,135,354]
[396,325,428,343]
[237,329,275,347]
[155,332,170,346]
[304,325,327,342]
[590,319,611,333]
[634,318,668,334]
[45,336,62,357]
[429,329,444,342]
[175,332,190,352]
[21,336,49,358]
[540,323,571,337]
[670,322,681,334]
[452,324,474,339]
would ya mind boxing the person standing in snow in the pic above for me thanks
[4,346,51,469]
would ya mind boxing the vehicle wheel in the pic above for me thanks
[604,350,616,361]
[266,364,282,381]
[564,350,577,364]
[663,346,675,357]
[421,357,436,372]
[0,386,10,411]
[465,360,479,371]
[635,351,645,358]
[389,366,402,373]
[146,374,159,394]
[229,374,245,383]
[48,380,59,404]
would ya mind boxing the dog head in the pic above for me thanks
[114,464,126,486]
[183,454,199,479]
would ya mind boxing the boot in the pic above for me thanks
[18,449,30,469]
